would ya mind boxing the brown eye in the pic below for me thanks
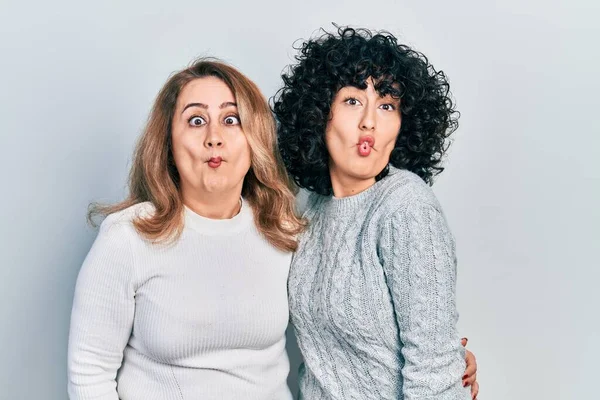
[380,104,396,111]
[345,98,361,106]
[188,116,206,127]
[224,115,240,125]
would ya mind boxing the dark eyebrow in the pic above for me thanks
[219,102,237,109]
[182,103,207,113]
[181,102,237,114]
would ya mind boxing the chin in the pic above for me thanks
[201,177,231,193]
[341,168,376,181]
[347,161,386,180]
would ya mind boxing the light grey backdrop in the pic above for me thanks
[1,0,598,399]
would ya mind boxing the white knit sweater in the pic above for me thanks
[68,200,293,400]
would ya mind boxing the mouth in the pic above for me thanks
[357,136,375,157]
[207,156,223,168]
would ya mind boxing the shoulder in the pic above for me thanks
[103,202,155,225]
[377,169,454,245]
[98,202,155,238]
[296,190,325,217]
[376,167,442,216]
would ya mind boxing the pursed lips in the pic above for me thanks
[207,156,223,168]
[356,135,376,156]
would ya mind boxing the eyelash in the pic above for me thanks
[343,97,397,111]
[344,97,361,106]
[188,115,206,126]
[187,114,240,126]
[223,114,240,125]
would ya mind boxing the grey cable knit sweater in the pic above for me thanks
[288,167,470,400]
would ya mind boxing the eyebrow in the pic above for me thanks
[181,101,237,114]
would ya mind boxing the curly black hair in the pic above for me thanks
[272,27,459,195]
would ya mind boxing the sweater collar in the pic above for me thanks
[321,166,402,216]
[184,198,253,235]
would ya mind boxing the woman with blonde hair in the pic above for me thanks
[68,59,304,399]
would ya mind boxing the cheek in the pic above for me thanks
[170,132,186,168]
[239,145,252,170]
[171,132,204,176]
[382,117,401,148]
[231,135,252,170]
[174,137,194,159]
[325,118,352,152]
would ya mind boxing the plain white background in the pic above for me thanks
[1,0,598,399]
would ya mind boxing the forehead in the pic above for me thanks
[177,76,235,107]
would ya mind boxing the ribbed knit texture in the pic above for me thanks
[289,167,470,400]
[68,199,293,400]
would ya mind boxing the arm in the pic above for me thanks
[382,201,470,400]
[68,218,136,400]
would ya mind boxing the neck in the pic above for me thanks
[182,187,242,220]
[329,167,376,198]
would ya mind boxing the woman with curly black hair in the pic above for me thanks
[274,27,477,399]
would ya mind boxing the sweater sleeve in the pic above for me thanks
[382,201,470,400]
[68,217,136,400]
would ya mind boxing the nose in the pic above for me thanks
[204,126,224,148]
[206,138,223,148]
[360,105,376,131]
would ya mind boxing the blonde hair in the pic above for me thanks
[90,59,305,252]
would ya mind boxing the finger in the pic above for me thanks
[471,381,479,399]
[461,337,468,347]
[464,350,477,377]
[463,372,477,387]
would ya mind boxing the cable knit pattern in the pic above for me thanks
[288,167,470,400]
